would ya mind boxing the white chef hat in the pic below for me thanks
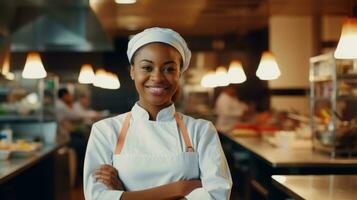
[127,27,191,72]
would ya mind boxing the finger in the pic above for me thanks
[94,173,113,181]
[97,169,118,177]
[100,165,118,174]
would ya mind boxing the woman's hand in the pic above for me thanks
[93,164,124,190]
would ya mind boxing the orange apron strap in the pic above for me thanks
[115,112,132,155]
[175,112,194,152]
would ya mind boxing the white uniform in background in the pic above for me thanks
[215,92,248,133]
[73,101,99,119]
[84,103,232,200]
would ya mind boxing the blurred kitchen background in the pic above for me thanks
[0,0,357,200]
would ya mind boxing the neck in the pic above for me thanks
[138,101,172,121]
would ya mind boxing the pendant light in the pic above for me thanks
[228,60,246,84]
[93,68,107,88]
[22,52,47,79]
[201,71,217,88]
[215,66,230,87]
[105,72,121,90]
[256,51,281,80]
[334,17,357,59]
[1,52,15,80]
[78,64,95,84]
[115,0,136,4]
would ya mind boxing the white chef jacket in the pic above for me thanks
[83,103,232,200]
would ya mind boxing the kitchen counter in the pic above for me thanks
[0,142,66,184]
[223,134,357,168]
[0,141,69,200]
[272,175,357,200]
[220,132,357,200]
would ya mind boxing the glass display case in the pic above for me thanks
[309,52,357,157]
[0,71,58,122]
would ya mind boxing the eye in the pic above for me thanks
[141,65,153,72]
[162,66,177,73]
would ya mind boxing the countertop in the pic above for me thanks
[0,142,66,184]
[272,175,357,200]
[222,133,357,168]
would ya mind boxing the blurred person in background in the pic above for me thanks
[215,85,249,133]
[55,88,87,186]
[73,94,104,124]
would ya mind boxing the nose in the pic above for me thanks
[150,68,165,82]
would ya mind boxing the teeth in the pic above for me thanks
[147,87,166,95]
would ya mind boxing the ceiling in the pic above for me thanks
[89,0,352,37]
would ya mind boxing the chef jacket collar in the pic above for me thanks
[131,102,176,121]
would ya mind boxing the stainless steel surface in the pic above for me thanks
[224,133,357,167]
[0,142,65,184]
[4,0,113,52]
[272,175,357,200]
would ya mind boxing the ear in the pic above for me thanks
[130,65,134,80]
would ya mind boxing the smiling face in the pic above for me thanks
[130,43,182,110]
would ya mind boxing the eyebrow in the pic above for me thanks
[139,59,177,65]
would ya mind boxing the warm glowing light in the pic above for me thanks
[78,64,95,84]
[228,60,246,84]
[334,18,357,59]
[1,53,10,76]
[201,71,217,88]
[115,0,136,4]
[22,52,47,79]
[256,51,281,80]
[93,69,107,88]
[93,69,120,90]
[215,66,230,87]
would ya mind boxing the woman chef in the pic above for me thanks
[83,27,232,200]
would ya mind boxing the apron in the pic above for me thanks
[112,112,200,191]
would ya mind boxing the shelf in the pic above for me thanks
[313,96,357,101]
[337,74,357,80]
[310,76,332,82]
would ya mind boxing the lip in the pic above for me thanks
[145,85,169,96]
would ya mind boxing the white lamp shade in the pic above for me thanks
[93,69,121,90]
[215,66,230,87]
[22,52,47,79]
[201,71,217,88]
[1,53,10,75]
[334,18,357,59]
[78,64,95,84]
[256,51,281,80]
[105,72,120,90]
[93,69,107,88]
[228,60,247,84]
[115,0,136,4]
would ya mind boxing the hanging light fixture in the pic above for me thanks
[228,60,247,84]
[256,51,281,80]
[106,72,121,90]
[1,52,15,80]
[334,17,357,59]
[22,52,47,79]
[201,71,217,88]
[215,66,230,87]
[78,64,95,84]
[93,68,107,88]
[115,0,136,4]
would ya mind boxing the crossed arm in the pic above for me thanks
[94,164,201,200]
